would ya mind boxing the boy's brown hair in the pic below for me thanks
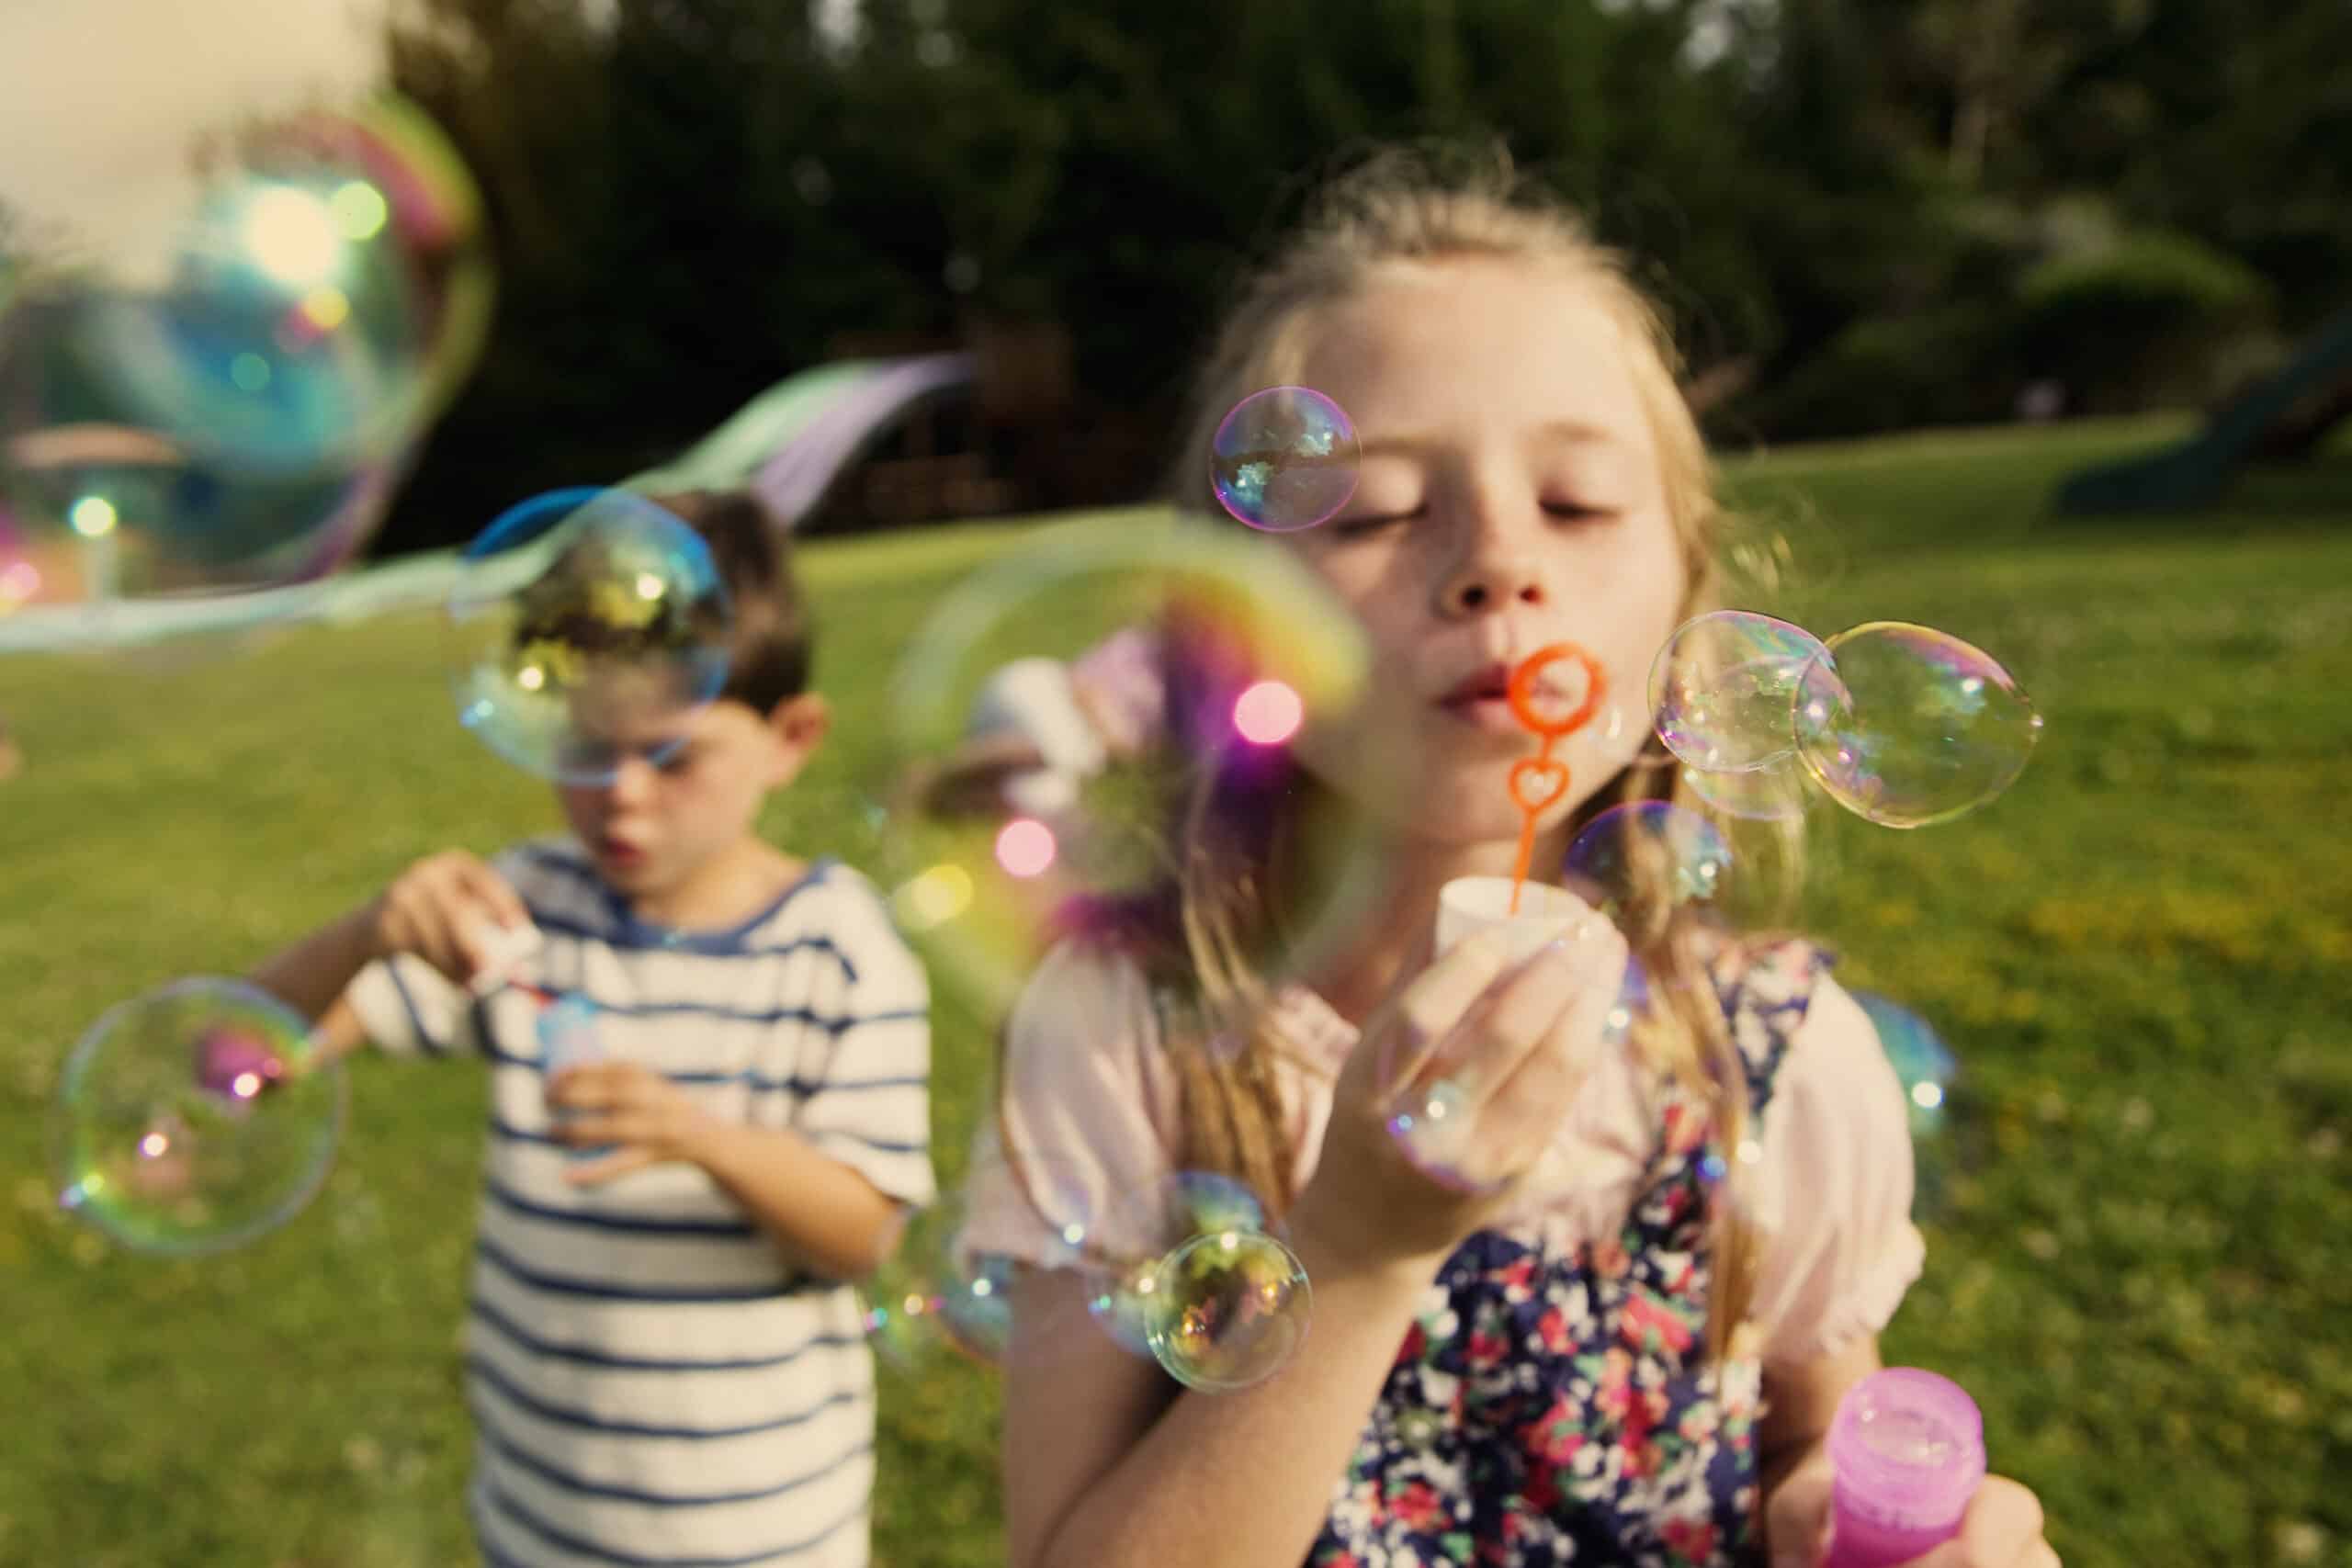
[646,490,814,715]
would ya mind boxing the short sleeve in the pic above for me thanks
[1747,974,1928,1368]
[958,940,1182,1270]
[343,954,484,1059]
[787,883,936,1208]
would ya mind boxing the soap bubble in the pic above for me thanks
[0,412,401,608]
[0,94,489,601]
[1209,387,1359,533]
[271,95,495,423]
[1648,611,1828,773]
[1601,955,1652,1048]
[1792,623,2042,828]
[51,977,345,1255]
[1148,1227,1312,1392]
[0,175,424,479]
[1563,801,1735,924]
[443,489,732,784]
[1679,753,1812,823]
[1849,988,1958,1142]
[861,1190,1017,1369]
[880,514,1378,1014]
[1385,1075,1488,1193]
[1081,1172,1271,1358]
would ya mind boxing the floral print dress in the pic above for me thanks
[1306,941,1826,1568]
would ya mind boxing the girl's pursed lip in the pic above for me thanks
[1435,694,1526,732]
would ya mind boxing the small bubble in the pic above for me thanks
[1209,388,1360,533]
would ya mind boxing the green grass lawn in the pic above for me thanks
[3,416,2346,1566]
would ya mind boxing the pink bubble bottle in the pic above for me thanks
[1823,1369,1986,1568]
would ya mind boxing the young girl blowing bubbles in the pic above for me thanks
[958,151,2059,1568]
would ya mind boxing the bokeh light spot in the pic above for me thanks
[329,180,391,241]
[241,185,344,287]
[1233,679,1303,745]
[69,496,119,538]
[300,286,353,333]
[995,818,1057,879]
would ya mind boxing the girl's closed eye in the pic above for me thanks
[1332,504,1424,538]
[1541,495,1623,522]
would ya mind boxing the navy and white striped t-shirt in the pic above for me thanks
[346,838,933,1568]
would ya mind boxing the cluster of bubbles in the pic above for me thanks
[442,488,734,784]
[46,484,727,1256]
[1198,380,2044,834]
[0,93,490,617]
[865,1171,1311,1393]
[42,457,730,1269]
[1651,610,2042,829]
[49,978,345,1255]
[40,361,1994,1408]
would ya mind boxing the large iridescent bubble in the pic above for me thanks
[51,977,345,1256]
[1792,623,2042,828]
[879,513,1378,1015]
[444,489,732,784]
[1679,753,1812,823]
[1648,611,1828,773]
[0,93,489,603]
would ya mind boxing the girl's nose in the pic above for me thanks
[1437,553,1548,618]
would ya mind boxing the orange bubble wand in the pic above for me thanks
[1504,643,1608,915]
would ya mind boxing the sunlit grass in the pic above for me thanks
[2,423,2345,1566]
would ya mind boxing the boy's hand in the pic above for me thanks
[548,1062,716,1185]
[1768,1450,2058,1568]
[368,852,532,989]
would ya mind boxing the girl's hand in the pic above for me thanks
[1291,919,1629,1272]
[548,1061,715,1185]
[368,851,530,988]
[1768,1452,2059,1568]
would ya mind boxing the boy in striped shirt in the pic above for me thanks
[254,492,931,1568]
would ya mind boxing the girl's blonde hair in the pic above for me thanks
[1150,145,1784,1360]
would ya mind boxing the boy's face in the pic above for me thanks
[556,692,829,898]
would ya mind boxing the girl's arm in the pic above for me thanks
[1002,1199,1438,1568]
